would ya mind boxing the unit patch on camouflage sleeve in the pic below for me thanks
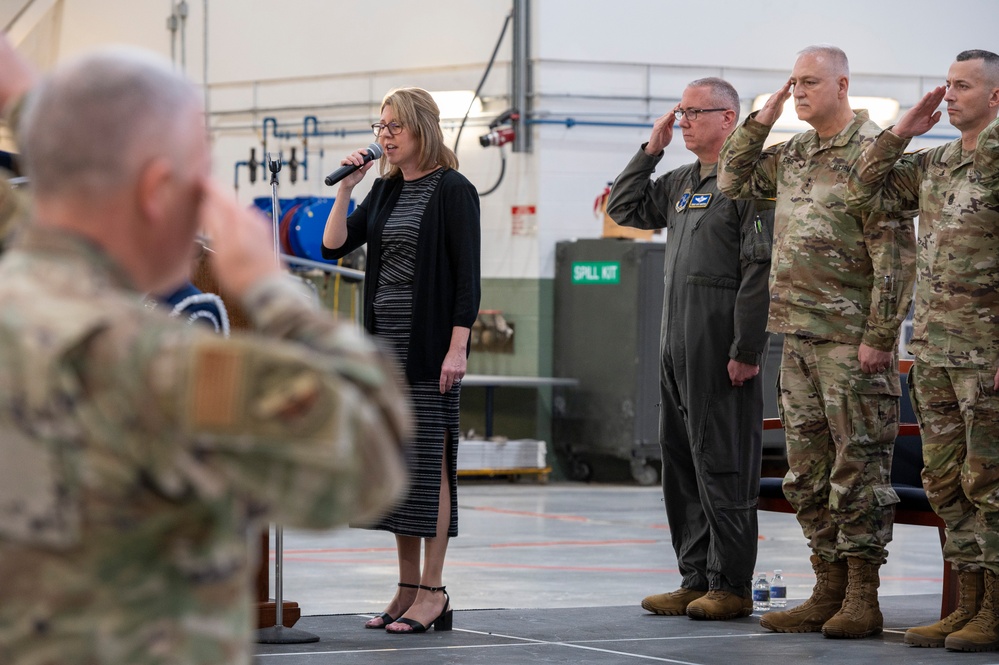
[247,357,337,438]
[254,372,322,422]
[190,345,244,429]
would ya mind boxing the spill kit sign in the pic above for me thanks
[571,261,620,284]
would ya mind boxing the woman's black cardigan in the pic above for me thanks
[321,168,481,383]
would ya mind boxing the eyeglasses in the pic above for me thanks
[673,108,727,121]
[372,121,403,137]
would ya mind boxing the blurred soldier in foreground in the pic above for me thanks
[0,37,409,664]
[846,50,999,652]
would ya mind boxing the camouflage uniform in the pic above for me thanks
[846,117,999,572]
[718,110,917,564]
[0,226,410,664]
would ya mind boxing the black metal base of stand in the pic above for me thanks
[256,624,320,644]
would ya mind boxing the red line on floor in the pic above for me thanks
[279,540,662,556]
[281,547,397,555]
[278,555,680,574]
[464,506,591,522]
[489,539,658,549]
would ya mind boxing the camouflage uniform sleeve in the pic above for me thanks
[844,129,921,212]
[975,116,999,182]
[605,146,673,230]
[731,200,774,365]
[106,276,410,530]
[717,113,781,200]
[860,209,917,351]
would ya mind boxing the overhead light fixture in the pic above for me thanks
[751,95,900,131]
[431,90,482,120]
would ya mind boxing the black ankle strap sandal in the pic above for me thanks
[386,585,453,633]
[364,582,421,630]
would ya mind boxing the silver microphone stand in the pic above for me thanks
[256,153,319,644]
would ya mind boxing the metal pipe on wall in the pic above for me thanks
[166,1,177,66]
[203,0,209,135]
[511,0,531,153]
[178,0,188,73]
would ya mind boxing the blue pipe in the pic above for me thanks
[263,116,299,140]
[526,116,960,140]
[233,157,310,189]
[233,160,249,190]
[267,114,959,141]
[262,117,279,140]
[247,114,958,190]
[306,127,371,138]
[527,117,655,129]
[263,116,370,142]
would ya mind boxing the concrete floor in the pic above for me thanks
[253,481,969,664]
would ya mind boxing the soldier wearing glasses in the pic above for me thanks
[607,77,773,621]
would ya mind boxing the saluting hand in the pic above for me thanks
[0,34,37,111]
[892,86,946,139]
[644,110,676,155]
[199,181,281,298]
[755,79,793,127]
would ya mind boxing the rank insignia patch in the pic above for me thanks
[675,191,692,212]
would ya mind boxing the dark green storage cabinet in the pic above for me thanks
[552,238,665,485]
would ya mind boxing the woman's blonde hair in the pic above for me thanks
[379,87,459,178]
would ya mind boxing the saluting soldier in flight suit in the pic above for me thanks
[607,77,773,621]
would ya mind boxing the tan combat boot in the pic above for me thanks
[760,555,847,633]
[821,557,883,638]
[686,590,753,620]
[641,588,706,616]
[946,569,999,652]
[905,569,984,647]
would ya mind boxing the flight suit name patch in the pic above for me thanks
[688,193,713,208]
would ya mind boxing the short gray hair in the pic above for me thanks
[797,44,850,78]
[18,47,201,199]
[956,49,999,86]
[687,77,741,113]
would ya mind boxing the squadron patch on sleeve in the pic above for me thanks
[254,372,322,422]
[190,345,244,429]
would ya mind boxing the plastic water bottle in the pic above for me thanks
[769,569,787,608]
[752,572,770,611]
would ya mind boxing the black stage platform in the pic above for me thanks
[254,594,998,665]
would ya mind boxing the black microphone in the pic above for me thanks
[324,143,383,186]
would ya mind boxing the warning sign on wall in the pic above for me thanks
[511,205,537,236]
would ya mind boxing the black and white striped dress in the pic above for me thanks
[368,168,460,538]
